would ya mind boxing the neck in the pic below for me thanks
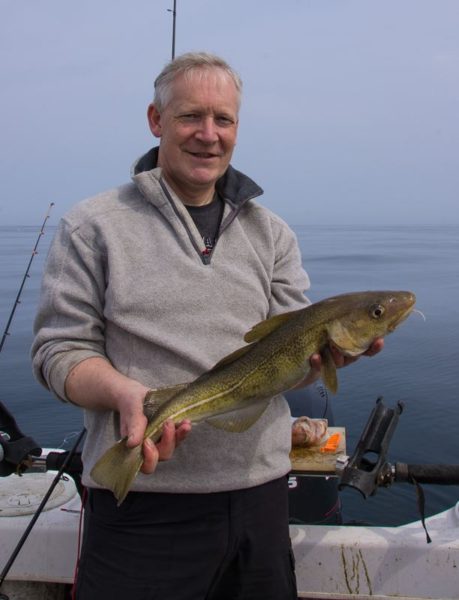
[183,192,215,207]
[162,175,215,207]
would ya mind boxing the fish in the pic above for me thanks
[291,416,329,447]
[90,290,416,504]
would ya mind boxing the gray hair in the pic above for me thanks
[153,52,243,111]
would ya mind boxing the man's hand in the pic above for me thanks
[297,337,385,388]
[65,357,192,475]
[118,393,192,475]
[138,419,192,474]
[314,336,385,369]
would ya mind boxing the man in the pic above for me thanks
[32,52,382,600]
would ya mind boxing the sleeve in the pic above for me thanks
[31,217,110,402]
[268,218,311,317]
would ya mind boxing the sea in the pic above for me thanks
[0,223,458,527]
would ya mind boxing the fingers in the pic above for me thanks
[328,345,346,368]
[139,419,192,475]
[309,353,322,371]
[364,337,384,356]
[309,349,352,371]
[310,336,385,374]
[331,345,361,368]
[300,354,321,387]
[155,420,177,461]
[139,422,175,475]
[175,419,192,444]
[140,438,160,474]
[156,419,192,459]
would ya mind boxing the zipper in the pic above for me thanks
[159,179,211,265]
[158,179,262,266]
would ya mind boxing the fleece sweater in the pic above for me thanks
[32,148,311,493]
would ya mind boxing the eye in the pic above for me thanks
[178,113,200,123]
[215,115,235,127]
[369,304,385,319]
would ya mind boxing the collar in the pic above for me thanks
[131,147,263,208]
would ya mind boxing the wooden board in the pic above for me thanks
[289,427,346,476]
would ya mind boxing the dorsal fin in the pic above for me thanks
[244,308,305,343]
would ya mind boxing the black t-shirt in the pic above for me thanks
[185,195,224,252]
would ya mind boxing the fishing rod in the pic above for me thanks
[0,202,54,355]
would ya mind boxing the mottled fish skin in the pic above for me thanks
[91,290,416,503]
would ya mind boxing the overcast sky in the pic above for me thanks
[1,0,458,226]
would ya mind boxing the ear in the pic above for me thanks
[147,104,162,138]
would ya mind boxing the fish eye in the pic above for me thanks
[370,304,385,319]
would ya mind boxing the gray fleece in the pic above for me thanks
[32,149,310,493]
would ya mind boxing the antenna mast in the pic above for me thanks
[168,0,177,59]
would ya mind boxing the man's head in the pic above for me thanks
[147,52,242,206]
[153,52,243,113]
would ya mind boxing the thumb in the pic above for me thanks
[124,414,148,448]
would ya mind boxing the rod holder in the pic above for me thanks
[339,397,403,498]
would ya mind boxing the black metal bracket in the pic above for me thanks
[338,397,403,498]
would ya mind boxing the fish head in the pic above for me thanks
[325,290,416,357]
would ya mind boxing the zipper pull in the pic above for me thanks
[201,247,211,265]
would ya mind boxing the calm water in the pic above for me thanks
[0,224,458,526]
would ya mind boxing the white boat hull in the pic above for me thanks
[1,471,458,599]
[0,471,80,599]
[292,502,459,599]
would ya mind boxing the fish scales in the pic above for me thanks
[151,315,321,427]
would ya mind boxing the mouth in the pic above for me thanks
[186,151,220,160]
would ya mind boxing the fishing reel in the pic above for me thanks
[0,401,84,489]
[0,401,42,476]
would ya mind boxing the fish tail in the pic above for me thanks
[90,439,143,505]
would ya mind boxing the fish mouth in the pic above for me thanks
[388,309,412,331]
[387,293,416,331]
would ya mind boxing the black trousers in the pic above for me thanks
[75,476,297,600]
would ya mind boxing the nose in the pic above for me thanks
[195,116,219,143]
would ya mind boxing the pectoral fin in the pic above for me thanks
[206,400,271,433]
[321,346,338,394]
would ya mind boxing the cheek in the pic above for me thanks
[221,132,238,151]
[161,131,185,155]
[173,128,196,148]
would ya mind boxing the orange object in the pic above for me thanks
[320,432,341,453]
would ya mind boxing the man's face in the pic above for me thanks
[148,69,239,205]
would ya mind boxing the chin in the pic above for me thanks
[188,170,221,186]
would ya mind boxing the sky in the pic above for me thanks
[1,0,458,226]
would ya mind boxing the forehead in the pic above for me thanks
[168,69,240,113]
